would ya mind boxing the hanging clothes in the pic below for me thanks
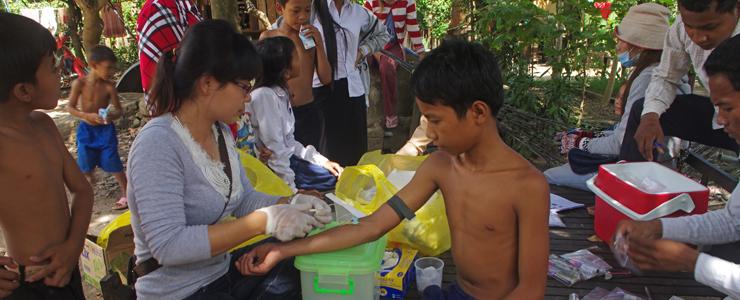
[103,3,126,37]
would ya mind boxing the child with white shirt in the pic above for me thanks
[249,36,343,192]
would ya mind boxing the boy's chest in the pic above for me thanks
[81,83,110,106]
[439,174,518,231]
[0,131,63,184]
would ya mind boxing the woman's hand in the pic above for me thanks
[291,194,332,224]
[256,204,322,241]
[236,243,286,276]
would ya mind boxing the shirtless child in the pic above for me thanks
[0,13,94,299]
[66,45,128,210]
[237,39,550,299]
[261,0,332,152]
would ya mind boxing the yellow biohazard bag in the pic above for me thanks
[335,151,451,256]
[238,149,293,197]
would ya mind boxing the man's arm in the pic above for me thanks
[396,116,430,156]
[405,0,425,53]
[695,253,740,298]
[503,174,549,299]
[661,186,740,245]
[27,112,94,286]
[642,18,693,117]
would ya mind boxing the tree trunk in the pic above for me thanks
[211,0,240,32]
[448,0,467,38]
[74,0,106,56]
[65,0,87,62]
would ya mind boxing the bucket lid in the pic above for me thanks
[294,222,387,275]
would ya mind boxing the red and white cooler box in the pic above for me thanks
[586,162,709,242]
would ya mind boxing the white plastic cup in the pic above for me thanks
[414,257,444,293]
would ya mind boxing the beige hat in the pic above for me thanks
[616,3,671,50]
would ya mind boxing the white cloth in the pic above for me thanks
[642,16,740,129]
[247,86,329,190]
[661,184,740,298]
[311,0,389,97]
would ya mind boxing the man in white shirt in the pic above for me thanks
[619,0,740,161]
[615,34,740,299]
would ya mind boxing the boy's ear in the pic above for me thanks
[470,100,491,124]
[276,2,284,15]
[11,82,35,104]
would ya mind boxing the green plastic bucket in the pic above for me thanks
[295,222,387,300]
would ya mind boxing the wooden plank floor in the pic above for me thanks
[405,185,725,299]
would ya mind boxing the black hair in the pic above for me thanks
[704,34,740,91]
[255,36,295,89]
[88,45,117,63]
[620,49,662,115]
[313,0,339,80]
[411,39,504,118]
[148,19,261,117]
[0,12,56,103]
[678,0,738,13]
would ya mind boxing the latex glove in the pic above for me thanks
[291,194,332,224]
[257,204,321,241]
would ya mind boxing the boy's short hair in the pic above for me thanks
[88,45,117,64]
[0,12,56,103]
[411,39,504,118]
[678,0,737,13]
[705,34,740,91]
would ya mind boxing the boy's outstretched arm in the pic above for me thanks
[239,155,445,275]
[503,175,550,300]
[27,113,94,286]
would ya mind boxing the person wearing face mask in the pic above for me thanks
[620,0,740,162]
[546,3,690,191]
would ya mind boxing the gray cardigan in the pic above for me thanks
[127,114,280,299]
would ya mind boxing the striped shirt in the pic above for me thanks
[136,0,201,94]
[363,0,424,53]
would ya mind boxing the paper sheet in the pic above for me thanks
[549,194,585,228]
[326,193,367,218]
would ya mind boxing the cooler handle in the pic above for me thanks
[586,177,695,221]
[313,274,355,295]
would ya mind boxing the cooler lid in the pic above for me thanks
[600,162,707,194]
[295,222,387,274]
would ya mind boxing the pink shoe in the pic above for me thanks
[385,116,399,129]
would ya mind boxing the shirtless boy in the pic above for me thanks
[0,12,94,299]
[261,0,332,152]
[66,45,128,210]
[237,39,550,299]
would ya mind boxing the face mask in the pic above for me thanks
[618,50,640,68]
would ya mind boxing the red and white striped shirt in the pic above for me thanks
[364,0,425,53]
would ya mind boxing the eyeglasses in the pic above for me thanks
[233,81,253,95]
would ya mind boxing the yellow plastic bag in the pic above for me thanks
[335,151,451,256]
[238,149,293,197]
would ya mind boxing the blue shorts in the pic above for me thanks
[76,122,123,173]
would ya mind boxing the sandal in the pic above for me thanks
[112,197,128,210]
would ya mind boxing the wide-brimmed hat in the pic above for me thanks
[615,3,670,50]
